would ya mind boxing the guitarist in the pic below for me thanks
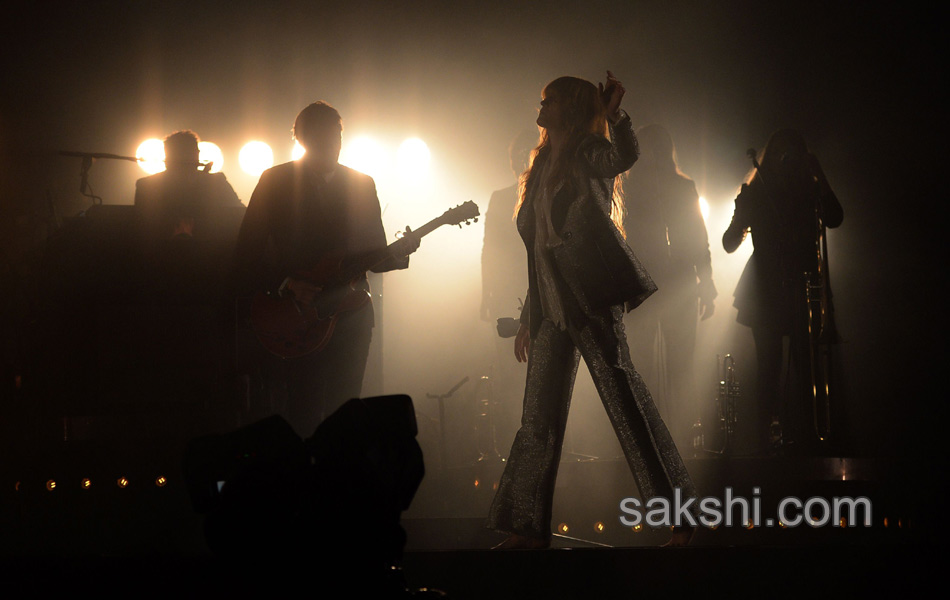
[233,101,419,437]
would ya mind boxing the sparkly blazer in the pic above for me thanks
[517,111,657,339]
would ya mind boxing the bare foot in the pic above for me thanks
[492,534,550,550]
[662,526,696,547]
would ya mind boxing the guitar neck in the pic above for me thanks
[339,214,446,282]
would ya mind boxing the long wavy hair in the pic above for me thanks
[515,76,626,238]
[745,128,809,186]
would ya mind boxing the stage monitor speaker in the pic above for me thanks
[182,395,424,563]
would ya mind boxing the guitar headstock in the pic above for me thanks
[440,200,480,228]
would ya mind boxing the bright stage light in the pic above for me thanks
[340,136,387,179]
[239,141,274,177]
[397,138,431,176]
[136,138,166,174]
[292,141,306,161]
[198,141,224,173]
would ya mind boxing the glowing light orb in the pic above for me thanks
[397,138,431,176]
[198,141,224,173]
[136,138,166,174]
[340,136,386,178]
[292,141,306,161]
[46,480,56,491]
[239,141,274,176]
[155,476,167,487]
[81,478,92,489]
[117,477,129,489]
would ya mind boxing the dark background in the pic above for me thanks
[1,1,941,468]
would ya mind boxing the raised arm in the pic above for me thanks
[579,71,639,178]
[722,184,753,253]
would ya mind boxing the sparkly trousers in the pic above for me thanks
[487,305,696,541]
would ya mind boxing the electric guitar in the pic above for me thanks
[250,200,479,358]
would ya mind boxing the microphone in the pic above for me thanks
[59,151,138,161]
[496,318,521,338]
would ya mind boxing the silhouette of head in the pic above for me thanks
[538,76,606,138]
[163,130,200,172]
[293,101,343,173]
[761,128,809,176]
[634,124,679,176]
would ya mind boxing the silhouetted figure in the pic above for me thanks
[723,129,842,453]
[488,73,696,549]
[480,128,535,454]
[481,129,536,323]
[623,124,716,450]
[233,101,418,438]
[134,130,241,238]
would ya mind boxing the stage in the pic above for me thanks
[1,432,933,596]
[1,538,935,598]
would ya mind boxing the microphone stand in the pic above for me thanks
[426,376,469,470]
[59,150,141,206]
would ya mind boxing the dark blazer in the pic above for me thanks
[134,170,241,212]
[722,173,842,328]
[233,161,406,296]
[518,112,657,338]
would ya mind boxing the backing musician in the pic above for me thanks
[722,128,842,454]
[233,101,419,437]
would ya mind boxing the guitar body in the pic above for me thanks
[248,200,479,359]
[250,281,371,359]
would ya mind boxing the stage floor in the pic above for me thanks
[0,544,936,598]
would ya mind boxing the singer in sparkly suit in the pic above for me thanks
[487,73,696,549]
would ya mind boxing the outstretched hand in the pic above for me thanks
[598,70,625,120]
